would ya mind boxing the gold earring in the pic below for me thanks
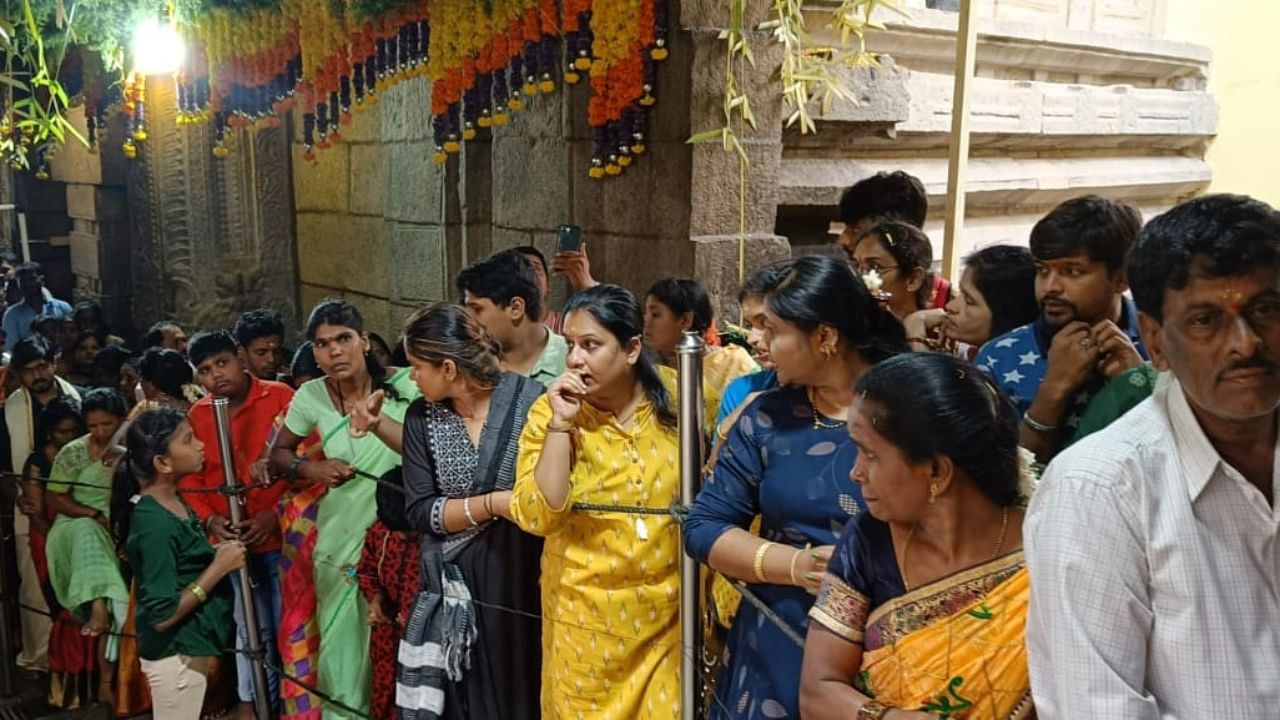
[929,483,938,504]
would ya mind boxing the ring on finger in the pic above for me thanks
[1079,337,1093,349]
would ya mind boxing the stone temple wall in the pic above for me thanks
[780,0,1216,263]
[291,0,793,338]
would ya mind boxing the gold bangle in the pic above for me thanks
[188,583,208,603]
[857,699,894,720]
[547,422,574,434]
[789,549,803,586]
[752,542,775,584]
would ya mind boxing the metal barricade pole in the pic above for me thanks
[676,331,706,719]
[213,399,272,720]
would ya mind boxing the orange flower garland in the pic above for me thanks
[163,0,666,175]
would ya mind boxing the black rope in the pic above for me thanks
[10,601,373,720]
[0,471,225,494]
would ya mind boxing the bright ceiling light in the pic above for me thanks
[132,18,185,76]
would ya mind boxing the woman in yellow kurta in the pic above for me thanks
[508,284,682,720]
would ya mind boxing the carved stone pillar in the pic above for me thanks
[127,76,300,338]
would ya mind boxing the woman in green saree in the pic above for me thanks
[44,388,131,705]
[269,300,419,719]
[800,353,1032,720]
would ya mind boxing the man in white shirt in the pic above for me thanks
[1025,193,1280,717]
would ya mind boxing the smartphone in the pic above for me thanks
[557,224,583,254]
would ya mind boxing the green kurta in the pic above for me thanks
[126,496,234,660]
[283,369,419,719]
[44,436,130,657]
[45,438,129,617]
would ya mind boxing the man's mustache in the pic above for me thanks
[1216,354,1280,383]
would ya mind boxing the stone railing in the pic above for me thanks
[776,2,1215,256]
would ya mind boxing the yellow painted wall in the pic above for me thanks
[1164,1,1280,207]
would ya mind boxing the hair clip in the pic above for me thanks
[883,231,896,247]
[956,367,967,380]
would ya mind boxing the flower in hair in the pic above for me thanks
[1016,446,1041,501]
[861,268,884,294]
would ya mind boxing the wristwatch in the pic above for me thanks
[857,700,894,720]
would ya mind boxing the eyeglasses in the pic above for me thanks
[849,261,899,276]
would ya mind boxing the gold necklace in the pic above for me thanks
[806,387,846,430]
[898,506,1009,592]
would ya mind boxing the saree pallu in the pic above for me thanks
[279,482,327,720]
[858,556,1032,719]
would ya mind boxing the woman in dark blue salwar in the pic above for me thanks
[684,255,909,720]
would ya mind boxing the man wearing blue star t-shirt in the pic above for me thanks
[976,195,1148,462]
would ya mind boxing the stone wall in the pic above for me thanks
[782,0,1216,262]
[124,78,301,342]
[291,0,793,336]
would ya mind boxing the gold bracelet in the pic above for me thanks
[857,699,894,720]
[463,496,480,527]
[547,422,574,434]
[188,583,208,603]
[752,542,775,584]
[789,549,803,586]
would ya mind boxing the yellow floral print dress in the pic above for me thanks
[511,388,682,720]
[701,345,759,436]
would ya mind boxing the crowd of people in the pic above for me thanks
[0,176,1277,720]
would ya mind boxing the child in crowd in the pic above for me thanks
[357,468,421,720]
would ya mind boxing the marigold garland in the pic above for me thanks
[161,0,665,176]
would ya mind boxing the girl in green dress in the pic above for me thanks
[269,299,419,719]
[111,408,246,720]
[44,388,130,703]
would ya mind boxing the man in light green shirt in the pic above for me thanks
[457,250,568,386]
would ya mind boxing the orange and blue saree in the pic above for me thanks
[811,515,1033,719]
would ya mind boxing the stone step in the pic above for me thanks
[778,154,1210,212]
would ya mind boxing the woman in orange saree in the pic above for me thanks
[800,353,1032,720]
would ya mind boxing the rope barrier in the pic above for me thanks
[11,601,373,720]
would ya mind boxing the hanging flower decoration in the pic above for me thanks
[154,0,665,176]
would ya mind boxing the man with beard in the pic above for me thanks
[2,335,81,672]
[976,195,1146,462]
[1025,193,1280,717]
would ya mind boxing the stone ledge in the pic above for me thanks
[778,154,1211,211]
[804,3,1210,87]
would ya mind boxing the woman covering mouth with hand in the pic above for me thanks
[508,284,683,720]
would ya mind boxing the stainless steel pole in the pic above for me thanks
[212,399,271,720]
[675,331,706,719]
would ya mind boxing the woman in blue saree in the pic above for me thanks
[684,255,909,719]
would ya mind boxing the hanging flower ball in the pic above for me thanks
[212,143,231,158]
[433,147,448,165]
[492,111,509,126]
[122,140,137,159]
[651,38,669,61]
[565,68,581,85]
[463,121,477,141]
[631,132,647,155]
[588,157,605,179]
[508,94,525,111]
[444,134,461,154]
[133,128,149,142]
